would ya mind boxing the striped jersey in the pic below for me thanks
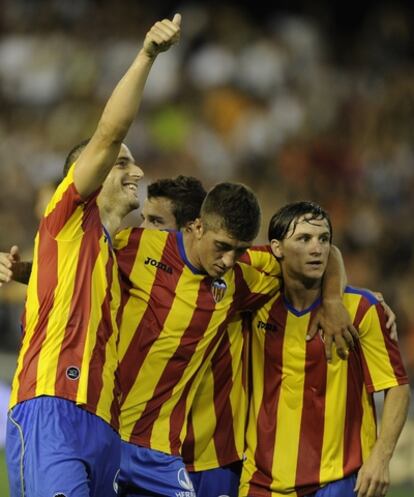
[240,286,409,497]
[113,228,280,455]
[182,245,280,471]
[10,166,121,427]
[182,313,251,471]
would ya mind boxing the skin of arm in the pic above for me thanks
[73,14,181,198]
[355,384,410,497]
[309,244,358,360]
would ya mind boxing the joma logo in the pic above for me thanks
[144,256,173,274]
[257,320,277,332]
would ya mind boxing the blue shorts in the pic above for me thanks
[6,396,121,497]
[305,473,357,497]
[189,461,242,497]
[119,441,196,497]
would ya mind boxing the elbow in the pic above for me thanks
[96,119,128,145]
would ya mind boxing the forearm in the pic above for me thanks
[321,245,346,301]
[97,50,155,143]
[375,384,410,460]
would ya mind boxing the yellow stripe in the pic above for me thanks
[272,312,307,489]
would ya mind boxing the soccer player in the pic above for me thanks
[239,201,410,497]
[4,15,181,497]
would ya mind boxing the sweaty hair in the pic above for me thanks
[147,175,207,229]
[268,201,332,243]
[62,138,91,178]
[201,182,261,241]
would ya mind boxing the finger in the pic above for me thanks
[0,255,12,268]
[389,323,398,341]
[307,318,318,341]
[172,13,182,26]
[324,334,333,362]
[333,334,348,360]
[348,324,359,341]
[383,305,396,329]
[342,328,355,349]
[10,245,20,261]
[366,479,379,497]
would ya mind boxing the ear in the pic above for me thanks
[192,218,204,240]
[182,220,195,233]
[270,239,283,259]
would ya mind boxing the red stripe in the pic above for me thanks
[249,296,286,497]
[181,411,195,468]
[86,253,118,414]
[374,303,408,383]
[212,330,239,465]
[115,228,144,328]
[343,296,370,474]
[241,312,251,396]
[17,224,59,401]
[117,232,184,405]
[135,277,218,450]
[343,343,365,474]
[295,307,327,489]
[45,183,84,237]
[173,309,238,457]
[54,204,102,399]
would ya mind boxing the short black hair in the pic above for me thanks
[147,175,207,229]
[268,201,332,242]
[62,138,91,178]
[201,182,261,241]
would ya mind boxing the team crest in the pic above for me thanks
[211,278,227,303]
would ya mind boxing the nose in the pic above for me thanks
[309,239,323,254]
[129,163,144,181]
[221,250,237,269]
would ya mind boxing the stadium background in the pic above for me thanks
[0,0,413,495]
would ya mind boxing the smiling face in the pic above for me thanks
[99,144,144,213]
[271,214,331,284]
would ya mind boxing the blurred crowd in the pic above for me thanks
[0,1,413,378]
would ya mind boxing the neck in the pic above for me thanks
[98,199,127,238]
[182,230,203,272]
[282,273,322,311]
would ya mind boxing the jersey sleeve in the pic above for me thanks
[358,302,409,393]
[42,163,101,240]
[240,245,281,277]
[234,262,281,312]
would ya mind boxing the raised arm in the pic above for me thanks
[73,14,181,198]
[355,384,410,497]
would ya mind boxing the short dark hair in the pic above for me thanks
[268,201,332,242]
[147,175,207,229]
[62,138,91,177]
[201,182,261,241]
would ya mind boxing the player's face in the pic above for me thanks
[140,197,178,230]
[195,222,252,278]
[101,144,144,212]
[271,215,331,283]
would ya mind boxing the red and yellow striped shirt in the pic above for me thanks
[113,228,280,455]
[182,313,251,471]
[10,166,121,427]
[182,245,280,471]
[240,286,409,497]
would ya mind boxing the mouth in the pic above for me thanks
[123,182,139,196]
[306,261,323,269]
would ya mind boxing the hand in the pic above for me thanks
[308,298,358,361]
[373,291,397,341]
[0,246,20,287]
[355,446,390,497]
[143,14,181,58]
